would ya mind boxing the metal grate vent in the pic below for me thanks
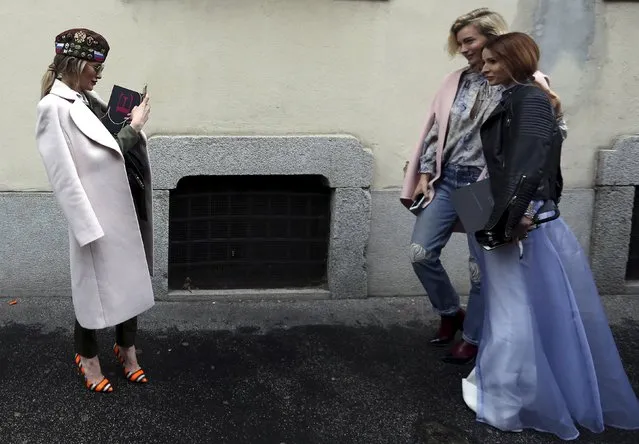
[626,186,639,280]
[168,175,331,290]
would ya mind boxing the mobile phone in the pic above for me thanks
[480,242,509,251]
[409,194,426,214]
[141,83,147,99]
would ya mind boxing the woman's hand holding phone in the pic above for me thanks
[410,173,434,213]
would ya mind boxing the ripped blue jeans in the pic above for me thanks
[410,164,484,345]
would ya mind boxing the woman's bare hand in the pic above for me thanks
[129,95,151,132]
[512,216,535,241]
[413,173,432,201]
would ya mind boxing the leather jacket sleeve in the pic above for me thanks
[485,90,556,238]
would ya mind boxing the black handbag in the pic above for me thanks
[124,150,148,221]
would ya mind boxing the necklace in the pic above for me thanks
[469,81,490,121]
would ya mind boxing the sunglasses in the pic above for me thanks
[88,63,104,74]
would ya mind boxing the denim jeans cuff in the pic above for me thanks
[462,333,479,346]
[438,306,461,316]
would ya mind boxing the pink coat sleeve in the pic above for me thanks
[36,98,105,247]
[400,69,465,210]
[400,94,439,208]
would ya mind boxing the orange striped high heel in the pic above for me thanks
[113,344,148,384]
[73,354,113,393]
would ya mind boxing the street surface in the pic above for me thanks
[1,296,638,444]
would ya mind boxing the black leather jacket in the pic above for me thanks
[478,82,563,240]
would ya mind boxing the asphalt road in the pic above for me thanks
[0,297,638,444]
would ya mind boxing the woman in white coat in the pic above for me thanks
[36,28,154,392]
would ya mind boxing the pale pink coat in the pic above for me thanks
[400,69,550,223]
[35,80,155,329]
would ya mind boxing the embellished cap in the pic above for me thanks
[54,28,109,62]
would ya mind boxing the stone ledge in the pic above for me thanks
[592,135,639,295]
[148,135,374,189]
[596,135,639,186]
[590,186,635,294]
[148,135,373,299]
[328,188,371,299]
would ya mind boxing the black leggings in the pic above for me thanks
[74,317,138,358]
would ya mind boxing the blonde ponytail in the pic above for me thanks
[40,55,86,99]
[40,64,57,98]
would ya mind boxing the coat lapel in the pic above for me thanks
[50,80,121,156]
[70,101,122,155]
[437,68,465,130]
[431,68,465,183]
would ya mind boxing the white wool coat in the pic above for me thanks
[35,80,154,329]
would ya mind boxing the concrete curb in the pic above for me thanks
[1,295,638,334]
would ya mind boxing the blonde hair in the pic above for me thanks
[447,8,509,56]
[40,54,87,98]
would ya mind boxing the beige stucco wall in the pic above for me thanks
[1,0,637,191]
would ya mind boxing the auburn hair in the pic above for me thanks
[483,32,540,83]
[485,32,563,115]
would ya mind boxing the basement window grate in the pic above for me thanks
[626,187,639,280]
[168,175,331,290]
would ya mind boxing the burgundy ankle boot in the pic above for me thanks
[429,309,465,346]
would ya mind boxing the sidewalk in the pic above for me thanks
[1,295,638,443]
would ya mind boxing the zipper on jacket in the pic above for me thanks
[510,175,527,205]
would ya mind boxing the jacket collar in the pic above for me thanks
[85,89,108,110]
[500,81,534,102]
[437,67,466,127]
[49,80,121,155]
[50,79,83,102]
[484,81,537,126]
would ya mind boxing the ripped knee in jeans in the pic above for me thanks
[410,243,436,263]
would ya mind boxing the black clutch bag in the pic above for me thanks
[475,200,561,251]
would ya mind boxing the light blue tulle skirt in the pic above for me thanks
[467,216,639,440]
